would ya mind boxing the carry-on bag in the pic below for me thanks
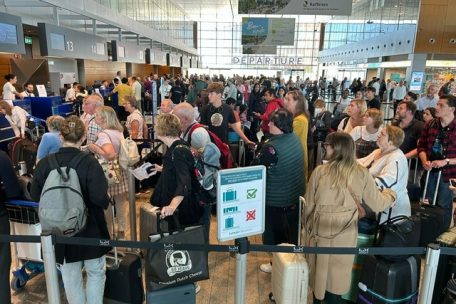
[411,170,447,246]
[146,282,196,304]
[358,255,420,304]
[271,243,309,304]
[104,201,144,304]
[139,204,168,255]
[145,213,209,291]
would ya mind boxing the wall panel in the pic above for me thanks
[84,60,126,87]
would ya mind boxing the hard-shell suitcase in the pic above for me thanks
[139,204,167,255]
[104,202,144,304]
[146,283,196,304]
[342,218,376,302]
[411,170,447,246]
[432,226,456,303]
[357,255,420,304]
[271,244,309,304]
[104,252,144,304]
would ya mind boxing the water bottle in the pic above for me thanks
[18,161,27,176]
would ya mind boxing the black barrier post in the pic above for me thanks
[235,237,250,304]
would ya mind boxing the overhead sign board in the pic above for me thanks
[146,49,167,65]
[239,0,352,15]
[38,23,107,61]
[242,18,295,46]
[0,12,25,54]
[217,166,266,242]
[232,56,305,66]
[111,40,145,63]
[167,53,181,67]
[181,55,190,68]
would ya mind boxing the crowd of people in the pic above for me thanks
[0,70,455,304]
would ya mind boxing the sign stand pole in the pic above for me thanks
[235,237,249,304]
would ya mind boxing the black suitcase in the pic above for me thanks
[104,203,144,304]
[432,227,456,304]
[104,252,144,304]
[411,170,447,246]
[358,255,420,304]
[146,283,196,304]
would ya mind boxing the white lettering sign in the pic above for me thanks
[231,56,305,66]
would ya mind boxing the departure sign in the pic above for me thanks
[38,23,108,61]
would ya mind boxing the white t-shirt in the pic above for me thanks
[126,109,144,139]
[350,125,382,142]
[3,82,17,101]
[95,129,124,161]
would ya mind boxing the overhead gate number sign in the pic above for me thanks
[217,166,266,242]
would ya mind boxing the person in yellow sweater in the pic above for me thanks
[284,90,309,181]
[110,77,132,122]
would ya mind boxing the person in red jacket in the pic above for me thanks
[253,88,284,139]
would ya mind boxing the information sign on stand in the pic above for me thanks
[217,166,266,242]
[36,85,47,97]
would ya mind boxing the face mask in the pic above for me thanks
[314,108,322,116]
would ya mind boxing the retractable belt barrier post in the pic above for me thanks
[418,244,441,304]
[41,234,61,304]
[127,166,137,241]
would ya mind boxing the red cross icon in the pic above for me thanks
[246,210,256,221]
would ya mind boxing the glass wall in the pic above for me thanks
[95,0,194,48]
[323,0,419,50]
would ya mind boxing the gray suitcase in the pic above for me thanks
[146,283,196,304]
[140,204,167,255]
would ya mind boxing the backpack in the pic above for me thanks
[187,123,233,169]
[38,152,89,237]
[172,145,218,206]
[118,137,140,169]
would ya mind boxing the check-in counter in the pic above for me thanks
[18,96,63,120]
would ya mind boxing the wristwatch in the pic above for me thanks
[446,158,450,166]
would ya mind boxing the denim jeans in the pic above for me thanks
[425,170,454,230]
[60,256,106,304]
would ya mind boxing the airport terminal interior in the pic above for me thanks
[0,0,455,303]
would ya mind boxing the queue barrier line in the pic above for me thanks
[0,233,446,304]
[0,233,431,256]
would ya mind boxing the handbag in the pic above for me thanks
[145,214,209,291]
[375,212,421,262]
[98,158,121,186]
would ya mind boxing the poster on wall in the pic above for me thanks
[238,0,352,16]
[410,71,424,92]
[242,18,295,46]
[242,45,277,54]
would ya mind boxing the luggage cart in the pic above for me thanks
[6,200,44,291]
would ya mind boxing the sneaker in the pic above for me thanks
[260,262,272,273]
[194,283,201,294]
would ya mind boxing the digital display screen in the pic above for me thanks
[117,46,125,58]
[50,33,65,50]
[96,42,105,55]
[0,23,17,45]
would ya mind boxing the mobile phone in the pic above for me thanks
[450,179,456,187]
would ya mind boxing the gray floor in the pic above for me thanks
[10,193,274,304]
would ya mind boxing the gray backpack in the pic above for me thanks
[38,152,89,237]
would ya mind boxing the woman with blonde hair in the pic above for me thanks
[88,106,129,239]
[358,125,410,223]
[303,132,396,303]
[0,100,28,138]
[36,115,65,163]
[284,90,310,180]
[338,99,367,133]
[350,108,383,158]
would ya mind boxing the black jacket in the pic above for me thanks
[31,147,110,263]
[151,140,203,227]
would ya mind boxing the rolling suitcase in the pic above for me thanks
[357,255,420,304]
[104,203,144,304]
[431,227,456,303]
[146,283,196,304]
[411,170,447,246]
[271,244,309,304]
[139,204,168,255]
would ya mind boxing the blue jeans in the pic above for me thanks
[425,171,454,230]
[60,256,106,304]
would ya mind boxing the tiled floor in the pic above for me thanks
[9,194,274,304]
